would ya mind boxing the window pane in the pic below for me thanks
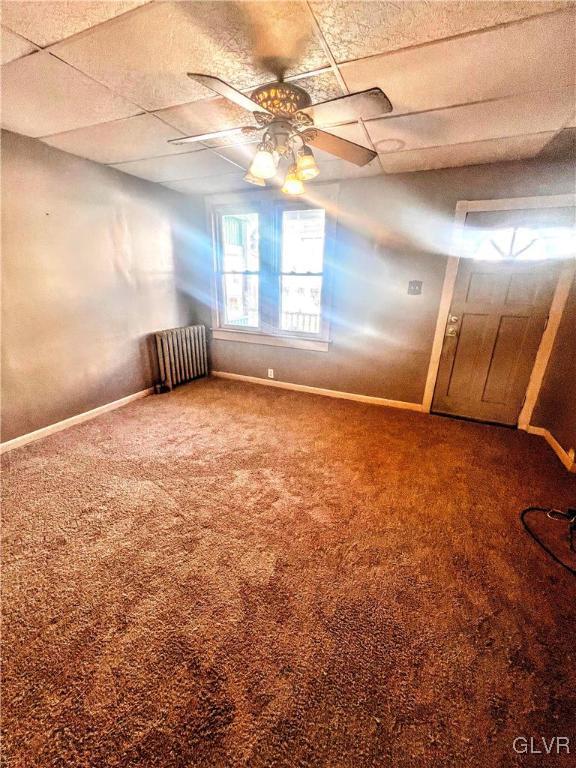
[221,213,259,272]
[466,226,575,261]
[223,274,259,327]
[281,209,325,273]
[280,275,322,334]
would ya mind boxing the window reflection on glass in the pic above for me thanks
[222,274,259,327]
[466,226,575,261]
[280,209,325,334]
[220,213,259,328]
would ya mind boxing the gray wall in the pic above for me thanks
[532,275,576,455]
[1,130,203,442]
[199,157,575,404]
[3,132,573,446]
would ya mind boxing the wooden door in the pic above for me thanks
[431,206,573,425]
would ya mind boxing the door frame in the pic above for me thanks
[422,194,576,427]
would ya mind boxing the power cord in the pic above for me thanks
[520,506,576,576]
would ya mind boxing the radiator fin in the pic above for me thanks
[155,325,207,391]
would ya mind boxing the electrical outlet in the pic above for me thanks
[268,368,274,379]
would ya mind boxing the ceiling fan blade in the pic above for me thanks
[187,73,270,114]
[308,129,377,167]
[168,126,259,146]
[303,89,392,127]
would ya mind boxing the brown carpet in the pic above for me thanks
[2,378,575,768]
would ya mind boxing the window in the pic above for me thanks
[218,213,260,328]
[213,202,330,349]
[464,208,575,261]
[280,209,325,335]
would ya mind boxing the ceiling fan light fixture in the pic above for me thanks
[243,170,266,187]
[281,165,305,196]
[248,145,277,180]
[296,146,319,181]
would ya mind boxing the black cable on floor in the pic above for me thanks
[520,506,576,576]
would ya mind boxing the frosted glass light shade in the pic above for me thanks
[281,166,305,196]
[296,147,319,180]
[249,149,276,180]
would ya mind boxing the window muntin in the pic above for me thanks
[219,213,259,328]
[464,208,575,261]
[468,226,575,261]
[279,209,326,335]
[214,205,328,339]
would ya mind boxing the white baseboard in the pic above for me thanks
[212,371,424,412]
[525,426,576,472]
[0,387,154,454]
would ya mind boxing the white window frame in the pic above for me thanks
[209,186,339,352]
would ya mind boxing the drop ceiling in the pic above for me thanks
[1,0,574,197]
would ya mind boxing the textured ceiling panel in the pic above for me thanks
[1,26,38,64]
[162,174,247,195]
[365,89,574,153]
[112,149,237,182]
[53,1,329,111]
[288,71,343,105]
[378,132,557,174]
[340,9,576,117]
[156,97,254,137]
[40,114,197,165]
[314,156,381,180]
[211,145,257,170]
[0,51,141,138]
[310,1,569,62]
[0,1,149,47]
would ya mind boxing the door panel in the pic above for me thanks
[431,205,573,425]
[482,315,530,404]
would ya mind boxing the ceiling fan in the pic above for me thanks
[168,73,392,194]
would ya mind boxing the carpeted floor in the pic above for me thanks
[2,378,575,768]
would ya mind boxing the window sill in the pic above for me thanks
[212,329,330,352]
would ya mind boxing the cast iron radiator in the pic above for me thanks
[154,324,207,392]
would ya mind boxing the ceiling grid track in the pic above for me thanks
[2,1,573,185]
[303,0,385,174]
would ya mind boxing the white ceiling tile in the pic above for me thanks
[112,150,237,182]
[340,9,576,117]
[378,132,557,174]
[0,1,149,47]
[312,156,381,181]
[1,26,38,64]
[162,174,248,195]
[0,51,141,137]
[311,1,569,62]
[365,90,574,152]
[156,97,254,137]
[211,145,257,170]
[53,1,329,111]
[40,114,198,164]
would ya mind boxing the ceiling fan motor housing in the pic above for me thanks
[250,82,312,117]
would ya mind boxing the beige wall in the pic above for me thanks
[199,157,575,404]
[1,130,203,442]
[532,275,576,455]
